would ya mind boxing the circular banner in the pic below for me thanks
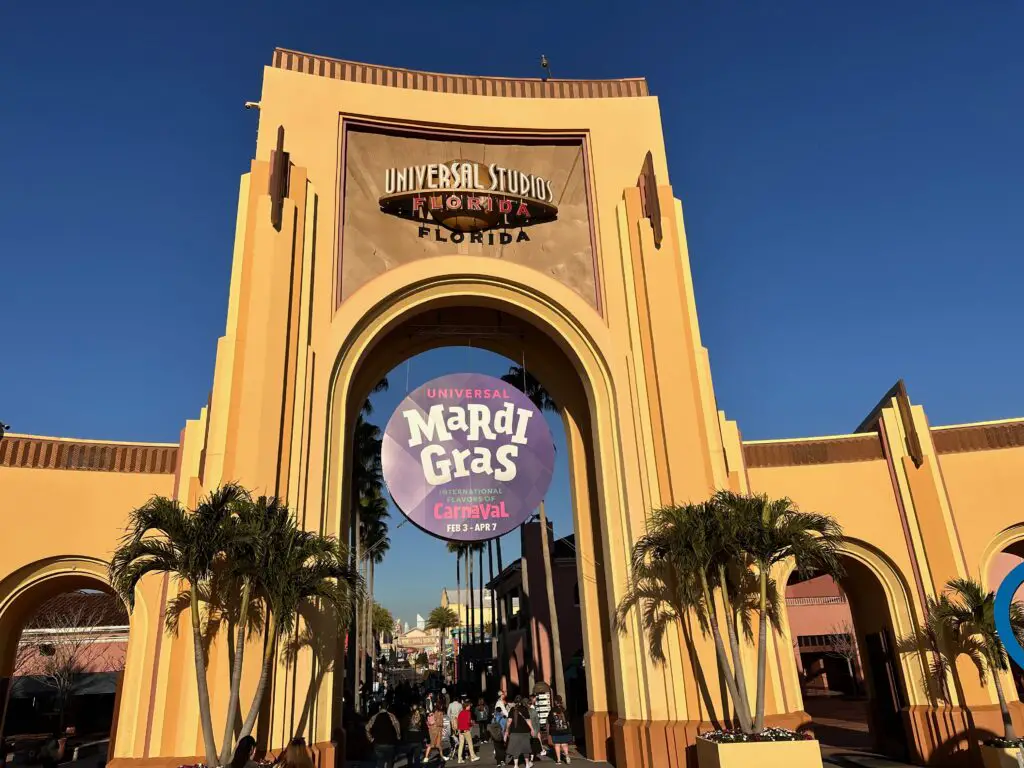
[381,373,555,541]
[995,562,1024,670]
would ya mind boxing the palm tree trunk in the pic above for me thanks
[190,588,219,765]
[240,613,278,738]
[469,553,476,646]
[488,541,496,636]
[218,578,252,764]
[454,555,461,678]
[754,568,769,732]
[539,501,566,698]
[363,563,373,693]
[479,546,486,643]
[353,506,363,710]
[991,658,1018,740]
[699,572,753,733]
[369,562,378,672]
[718,563,754,731]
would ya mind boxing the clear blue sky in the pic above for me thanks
[2,2,1022,625]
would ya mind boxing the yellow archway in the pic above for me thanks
[775,537,928,759]
[313,256,675,761]
[0,556,151,756]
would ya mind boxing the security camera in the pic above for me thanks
[244,101,261,110]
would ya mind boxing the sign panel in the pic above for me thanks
[381,373,555,542]
[339,125,596,308]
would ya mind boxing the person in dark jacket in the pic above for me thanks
[366,701,402,768]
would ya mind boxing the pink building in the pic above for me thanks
[486,520,585,709]
[785,574,862,693]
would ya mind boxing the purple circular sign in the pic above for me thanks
[381,373,555,542]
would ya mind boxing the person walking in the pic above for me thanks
[424,702,446,764]
[454,699,480,763]
[472,697,490,744]
[493,690,509,732]
[546,696,572,764]
[528,696,543,761]
[366,701,402,768]
[504,697,535,768]
[446,694,463,758]
[402,703,425,768]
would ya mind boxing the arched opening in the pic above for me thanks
[323,276,624,763]
[984,526,1024,700]
[0,563,134,765]
[784,548,913,761]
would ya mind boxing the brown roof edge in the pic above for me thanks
[270,48,651,99]
[0,435,179,474]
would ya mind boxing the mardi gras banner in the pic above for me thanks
[381,373,555,542]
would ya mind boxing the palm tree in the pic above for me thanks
[361,498,390,673]
[447,541,466,644]
[109,484,248,766]
[715,491,843,731]
[479,543,487,643]
[616,501,756,733]
[216,494,290,763]
[237,511,364,739]
[426,606,460,683]
[932,578,1024,741]
[502,365,565,699]
[349,378,387,708]
[372,602,394,647]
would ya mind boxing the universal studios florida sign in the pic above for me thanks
[382,374,555,542]
[378,160,558,242]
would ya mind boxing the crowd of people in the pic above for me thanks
[338,681,575,768]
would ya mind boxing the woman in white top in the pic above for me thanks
[494,690,510,717]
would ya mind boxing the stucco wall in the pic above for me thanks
[747,457,915,587]
[0,462,174,581]
[936,442,1024,580]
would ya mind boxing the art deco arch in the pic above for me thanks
[318,255,654,735]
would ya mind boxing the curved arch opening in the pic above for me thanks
[784,548,914,761]
[0,568,131,754]
[984,525,1024,700]
[325,290,620,761]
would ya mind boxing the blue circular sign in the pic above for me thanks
[995,561,1024,670]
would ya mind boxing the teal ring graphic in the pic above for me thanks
[995,561,1024,670]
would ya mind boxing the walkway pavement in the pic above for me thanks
[350,742,610,768]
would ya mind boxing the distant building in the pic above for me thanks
[486,520,582,708]
[785,574,862,694]
[440,586,495,642]
[394,627,440,655]
[415,614,425,631]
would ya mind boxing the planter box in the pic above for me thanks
[981,744,1024,768]
[696,736,822,768]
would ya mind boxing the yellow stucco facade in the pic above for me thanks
[1,49,1022,767]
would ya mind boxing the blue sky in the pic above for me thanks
[2,2,1022,624]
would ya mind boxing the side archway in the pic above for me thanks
[0,556,149,756]
[777,537,925,761]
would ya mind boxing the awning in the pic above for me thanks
[9,673,119,698]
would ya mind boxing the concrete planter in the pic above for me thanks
[981,744,1024,768]
[696,735,822,768]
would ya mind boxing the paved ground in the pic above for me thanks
[351,742,610,768]
[805,695,921,768]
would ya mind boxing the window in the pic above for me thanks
[573,582,580,608]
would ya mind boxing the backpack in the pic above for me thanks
[549,708,569,733]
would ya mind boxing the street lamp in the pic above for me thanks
[0,422,9,441]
